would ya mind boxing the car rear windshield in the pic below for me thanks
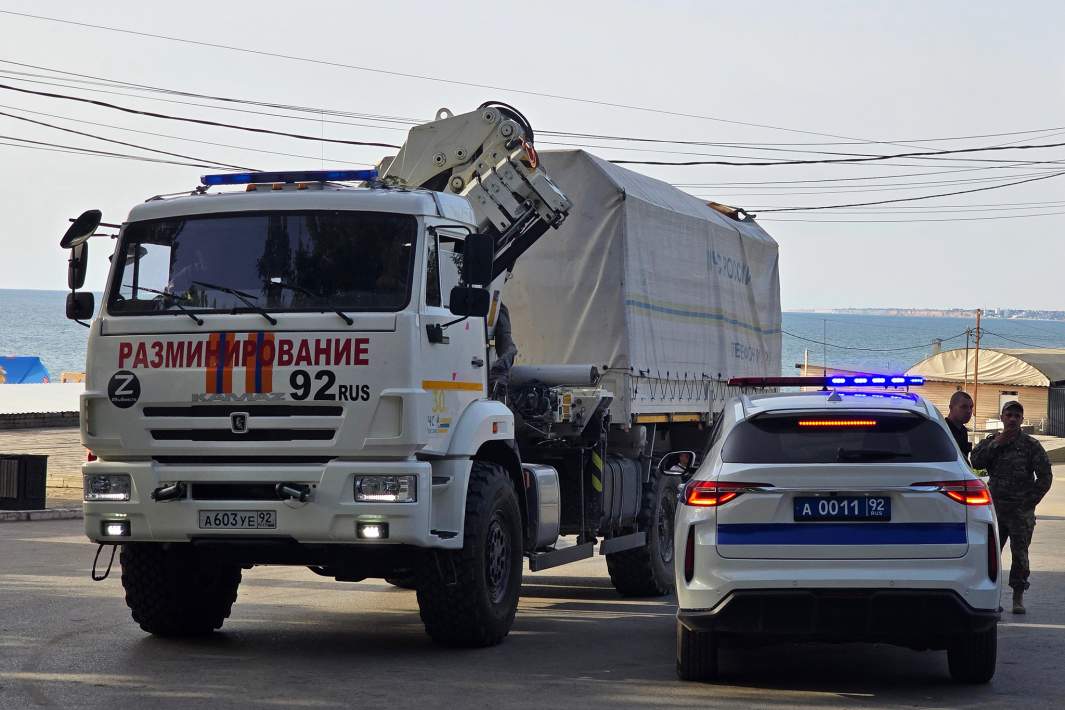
[721,412,957,463]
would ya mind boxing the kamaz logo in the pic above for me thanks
[191,393,288,403]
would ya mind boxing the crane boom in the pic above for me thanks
[379,103,572,280]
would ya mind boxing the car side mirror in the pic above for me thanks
[67,242,89,290]
[66,291,95,321]
[659,450,697,476]
[449,286,490,317]
[461,233,494,286]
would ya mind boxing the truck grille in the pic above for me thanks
[145,404,342,443]
[190,483,293,501]
[150,429,335,442]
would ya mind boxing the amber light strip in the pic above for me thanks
[797,419,878,427]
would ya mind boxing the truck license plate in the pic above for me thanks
[198,510,277,530]
[793,496,891,522]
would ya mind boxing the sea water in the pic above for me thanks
[4,289,1065,379]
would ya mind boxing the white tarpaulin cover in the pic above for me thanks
[908,347,1065,387]
[504,150,781,411]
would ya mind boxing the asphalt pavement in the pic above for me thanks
[2,508,1064,710]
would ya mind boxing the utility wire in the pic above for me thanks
[0,108,255,170]
[980,330,1065,348]
[783,329,969,352]
[0,9,965,145]
[753,171,1065,212]
[0,135,229,168]
[608,140,1065,167]
[0,82,402,148]
[760,210,1065,223]
[6,57,1065,151]
[0,103,373,166]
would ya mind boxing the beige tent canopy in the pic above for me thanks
[907,348,1065,387]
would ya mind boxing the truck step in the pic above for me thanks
[598,531,647,556]
[527,542,595,572]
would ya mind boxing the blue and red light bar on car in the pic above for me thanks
[727,375,924,388]
[200,169,379,186]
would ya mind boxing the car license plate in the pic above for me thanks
[794,496,891,521]
[198,510,277,530]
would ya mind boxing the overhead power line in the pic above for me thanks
[0,134,229,168]
[0,102,373,166]
[0,82,402,149]
[753,170,1065,212]
[0,108,255,170]
[0,9,951,145]
[783,329,969,352]
[980,330,1064,348]
[760,210,1065,223]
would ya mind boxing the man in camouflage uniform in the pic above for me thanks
[971,400,1053,614]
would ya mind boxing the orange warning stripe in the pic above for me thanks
[421,380,484,392]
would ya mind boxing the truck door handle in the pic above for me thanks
[472,357,485,368]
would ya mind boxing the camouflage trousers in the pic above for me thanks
[995,501,1037,591]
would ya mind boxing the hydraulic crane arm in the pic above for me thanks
[379,102,572,281]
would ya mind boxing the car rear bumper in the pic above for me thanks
[679,589,999,646]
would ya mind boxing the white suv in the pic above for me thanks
[670,383,1000,684]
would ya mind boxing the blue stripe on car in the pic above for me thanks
[717,523,967,545]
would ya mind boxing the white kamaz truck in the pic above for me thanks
[62,103,781,646]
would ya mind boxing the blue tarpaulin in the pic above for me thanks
[0,357,51,384]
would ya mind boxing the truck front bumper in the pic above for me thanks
[84,458,462,549]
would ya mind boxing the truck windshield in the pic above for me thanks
[107,211,417,316]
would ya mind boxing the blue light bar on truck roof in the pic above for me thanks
[728,375,924,388]
[200,169,379,186]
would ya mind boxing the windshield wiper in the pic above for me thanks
[836,448,912,461]
[192,280,277,325]
[122,284,203,325]
[269,279,353,326]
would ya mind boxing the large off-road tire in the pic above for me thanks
[606,468,679,597]
[676,619,718,681]
[947,625,997,684]
[120,543,242,636]
[416,460,522,647]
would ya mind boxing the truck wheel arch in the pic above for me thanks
[473,439,527,541]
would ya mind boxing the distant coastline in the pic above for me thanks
[786,308,1065,322]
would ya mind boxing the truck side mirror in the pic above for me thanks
[461,234,494,286]
[449,286,490,317]
[659,450,697,477]
[60,209,102,249]
[66,291,95,321]
[68,242,89,290]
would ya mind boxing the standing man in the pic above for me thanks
[971,400,1053,614]
[945,390,974,463]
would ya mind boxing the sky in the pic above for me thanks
[0,0,1062,310]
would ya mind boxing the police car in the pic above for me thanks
[667,376,1000,684]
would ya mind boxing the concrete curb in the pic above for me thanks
[0,507,83,522]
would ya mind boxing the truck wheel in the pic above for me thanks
[416,460,522,647]
[120,543,242,636]
[606,468,678,597]
[947,625,997,683]
[676,620,718,681]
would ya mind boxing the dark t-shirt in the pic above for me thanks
[945,418,972,462]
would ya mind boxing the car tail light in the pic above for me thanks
[912,479,991,505]
[684,526,695,583]
[987,523,998,582]
[796,418,878,428]
[86,449,97,462]
[683,480,768,507]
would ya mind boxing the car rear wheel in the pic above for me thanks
[676,620,718,681]
[947,625,997,684]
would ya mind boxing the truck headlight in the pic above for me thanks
[84,474,132,501]
[354,475,417,503]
